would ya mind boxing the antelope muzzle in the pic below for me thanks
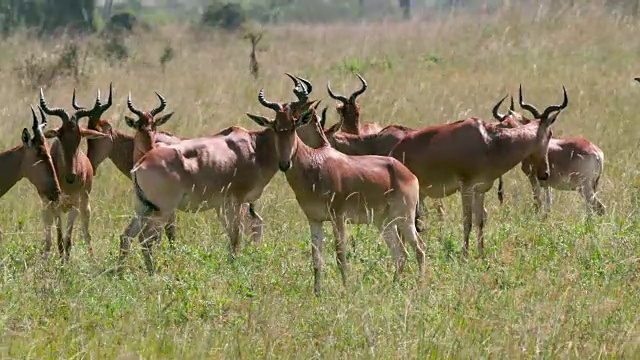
[278,161,292,172]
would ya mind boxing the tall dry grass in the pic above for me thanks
[0,3,639,358]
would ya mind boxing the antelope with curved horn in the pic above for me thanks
[0,107,61,255]
[389,85,568,257]
[39,89,107,261]
[247,89,425,297]
[491,87,605,215]
[117,92,287,274]
[327,73,382,135]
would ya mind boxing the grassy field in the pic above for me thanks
[0,4,639,358]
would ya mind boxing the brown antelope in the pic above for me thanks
[117,98,288,274]
[326,73,382,135]
[0,107,61,254]
[389,85,568,257]
[77,86,262,247]
[491,87,605,215]
[39,89,107,261]
[246,90,425,296]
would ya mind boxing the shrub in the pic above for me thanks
[201,2,246,31]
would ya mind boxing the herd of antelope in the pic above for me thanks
[1,73,613,296]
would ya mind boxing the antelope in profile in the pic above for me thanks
[117,98,286,274]
[389,85,568,257]
[326,73,382,135]
[247,90,425,297]
[492,87,605,215]
[0,107,61,254]
[39,89,107,261]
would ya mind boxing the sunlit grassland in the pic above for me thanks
[0,4,639,358]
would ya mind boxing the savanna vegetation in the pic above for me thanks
[0,0,639,358]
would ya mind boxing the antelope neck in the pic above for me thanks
[0,145,26,198]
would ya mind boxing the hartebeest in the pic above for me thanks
[491,87,605,215]
[39,89,106,261]
[247,90,425,296]
[326,73,382,135]
[0,107,61,254]
[389,85,568,257]
[117,96,288,273]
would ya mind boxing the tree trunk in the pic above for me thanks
[399,0,410,19]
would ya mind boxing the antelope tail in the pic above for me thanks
[132,171,160,214]
[414,201,425,233]
[497,176,505,205]
[248,202,257,218]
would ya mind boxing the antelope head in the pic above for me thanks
[285,72,313,103]
[124,91,174,152]
[73,83,114,173]
[327,73,367,128]
[246,89,320,172]
[39,88,106,185]
[21,106,61,202]
[517,84,569,181]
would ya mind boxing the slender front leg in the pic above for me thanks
[248,203,264,245]
[55,214,63,259]
[63,207,79,262]
[544,186,552,215]
[222,200,242,258]
[379,223,406,281]
[433,198,446,221]
[164,211,177,251]
[472,191,487,258]
[42,206,55,260]
[79,196,94,259]
[528,176,543,213]
[331,215,348,288]
[460,185,474,257]
[118,215,145,274]
[309,220,325,297]
[140,221,160,274]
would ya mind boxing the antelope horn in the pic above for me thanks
[350,73,367,101]
[30,106,39,136]
[326,81,348,103]
[38,106,47,130]
[127,92,145,118]
[518,84,541,119]
[39,88,70,123]
[72,88,83,110]
[150,92,167,117]
[509,95,515,111]
[296,75,313,95]
[285,73,308,101]
[258,89,282,112]
[492,94,508,121]
[540,86,569,119]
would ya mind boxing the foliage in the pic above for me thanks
[201,1,246,31]
[0,0,96,35]
[13,42,86,89]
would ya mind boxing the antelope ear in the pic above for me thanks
[21,128,31,144]
[295,109,315,128]
[124,116,138,130]
[319,107,328,128]
[43,129,58,139]
[154,112,174,127]
[246,113,272,128]
[80,128,108,139]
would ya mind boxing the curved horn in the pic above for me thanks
[509,95,515,111]
[492,94,508,121]
[127,92,145,118]
[37,106,47,129]
[39,88,70,123]
[518,84,541,119]
[326,81,348,103]
[258,89,282,112]
[349,73,367,101]
[72,88,83,110]
[540,86,569,119]
[285,72,301,88]
[150,92,167,117]
[319,106,328,128]
[97,82,114,113]
[296,75,313,95]
[635,77,640,83]
[30,106,39,135]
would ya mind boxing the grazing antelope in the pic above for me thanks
[39,89,107,261]
[492,87,605,215]
[326,73,382,135]
[117,98,287,274]
[247,90,425,296]
[389,85,568,257]
[0,107,61,253]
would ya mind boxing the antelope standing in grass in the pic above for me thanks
[39,89,107,261]
[389,85,568,257]
[326,73,382,135]
[491,87,605,215]
[0,107,61,253]
[117,97,287,274]
[78,86,263,247]
[247,90,425,296]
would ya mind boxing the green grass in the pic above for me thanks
[0,4,639,358]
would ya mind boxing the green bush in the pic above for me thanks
[201,2,246,31]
